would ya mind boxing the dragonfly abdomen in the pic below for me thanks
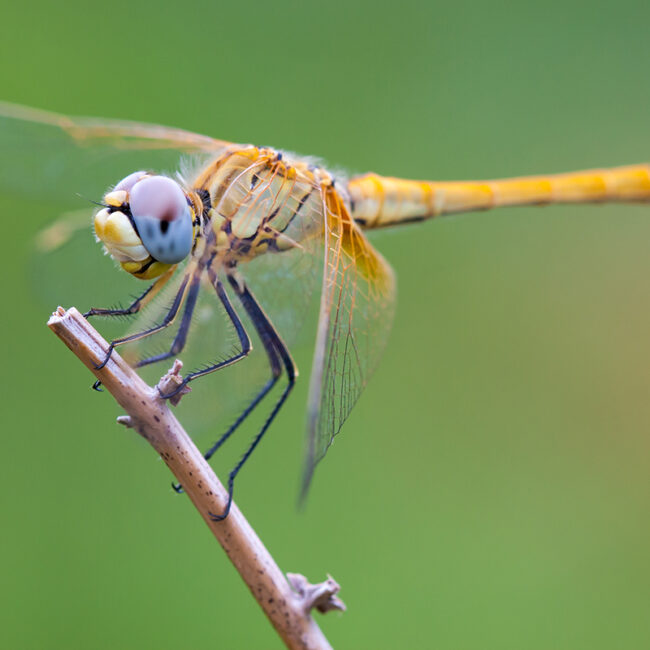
[348,164,650,229]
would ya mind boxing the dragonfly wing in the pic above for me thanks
[1,101,237,322]
[302,186,397,498]
[0,101,234,205]
[239,239,322,349]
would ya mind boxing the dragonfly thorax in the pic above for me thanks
[191,147,327,267]
[94,172,199,279]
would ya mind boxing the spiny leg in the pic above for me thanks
[84,283,155,319]
[86,267,178,389]
[172,374,282,493]
[94,269,194,370]
[84,265,176,319]
[172,277,284,493]
[207,275,297,521]
[204,304,283,462]
[135,268,203,370]
[158,264,251,400]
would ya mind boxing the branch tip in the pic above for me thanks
[287,573,346,614]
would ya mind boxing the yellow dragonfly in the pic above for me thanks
[3,101,649,518]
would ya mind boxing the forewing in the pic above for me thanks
[0,101,234,316]
[302,187,396,498]
[0,101,233,205]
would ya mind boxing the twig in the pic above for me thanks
[48,307,342,650]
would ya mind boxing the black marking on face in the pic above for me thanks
[107,201,140,238]
[134,258,156,275]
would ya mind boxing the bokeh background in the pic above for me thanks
[2,1,650,648]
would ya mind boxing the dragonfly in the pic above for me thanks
[3,101,649,519]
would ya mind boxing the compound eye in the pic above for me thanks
[129,176,193,264]
[115,171,148,192]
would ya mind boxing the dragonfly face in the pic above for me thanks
[94,172,197,279]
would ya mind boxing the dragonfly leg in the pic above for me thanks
[94,270,193,370]
[172,278,284,494]
[84,266,176,319]
[88,273,176,389]
[135,269,202,370]
[171,372,281,493]
[158,267,251,400]
[207,275,296,521]
[209,372,294,521]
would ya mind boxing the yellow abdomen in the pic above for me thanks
[348,165,650,229]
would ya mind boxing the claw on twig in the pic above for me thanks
[156,360,191,406]
[287,573,346,615]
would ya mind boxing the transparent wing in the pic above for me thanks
[229,160,325,347]
[302,186,397,498]
[0,101,233,205]
[123,240,323,438]
[120,265,250,434]
[164,163,325,452]
[239,236,323,350]
[2,101,236,331]
[111,155,326,458]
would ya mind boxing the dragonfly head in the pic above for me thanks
[94,172,197,279]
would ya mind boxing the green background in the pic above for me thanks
[2,0,650,648]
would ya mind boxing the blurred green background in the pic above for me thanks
[2,0,650,648]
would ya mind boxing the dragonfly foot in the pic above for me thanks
[171,481,184,494]
[92,380,103,392]
[208,492,233,521]
[157,380,189,401]
[94,345,114,370]
[208,509,230,522]
[158,382,187,399]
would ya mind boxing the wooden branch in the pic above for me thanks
[48,307,344,650]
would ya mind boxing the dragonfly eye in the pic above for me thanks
[114,170,148,192]
[129,175,193,264]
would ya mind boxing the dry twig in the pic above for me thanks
[48,307,342,650]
